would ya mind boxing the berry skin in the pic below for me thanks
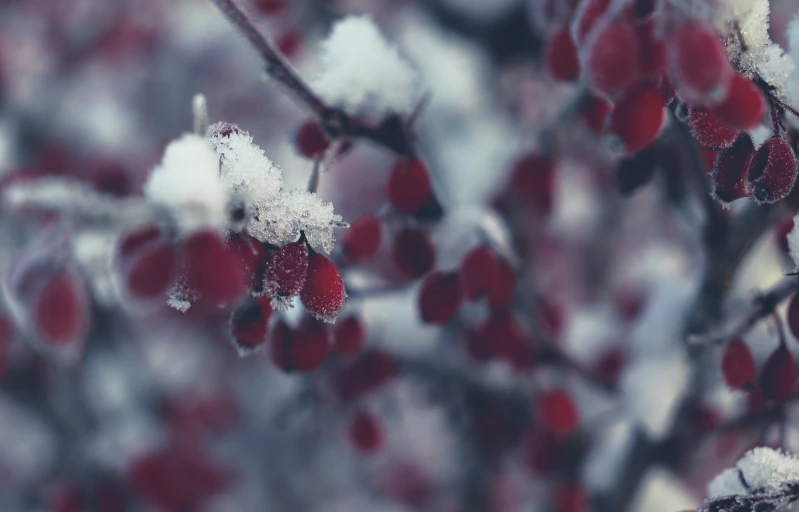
[265,241,309,300]
[711,134,755,205]
[666,23,732,106]
[290,319,331,371]
[333,316,366,356]
[418,271,463,324]
[229,297,272,356]
[545,25,580,82]
[760,344,797,402]
[295,120,330,159]
[788,292,799,341]
[225,234,270,290]
[300,253,346,323]
[254,0,288,16]
[460,247,499,301]
[269,320,294,371]
[711,74,766,131]
[34,272,89,349]
[609,84,665,153]
[537,389,579,439]
[721,339,756,390]
[687,108,739,150]
[510,154,556,212]
[393,228,436,278]
[183,230,248,305]
[583,21,641,97]
[388,159,433,214]
[343,216,381,263]
[349,410,384,454]
[746,137,798,205]
[469,312,526,363]
[115,225,178,301]
[488,259,515,307]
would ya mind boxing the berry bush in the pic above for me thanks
[6,0,799,511]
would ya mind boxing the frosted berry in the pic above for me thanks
[290,319,331,371]
[265,241,309,301]
[572,0,611,47]
[333,316,366,356]
[746,137,798,204]
[609,84,665,153]
[393,228,435,278]
[418,271,462,324]
[460,246,499,301]
[208,121,240,138]
[510,154,555,212]
[229,297,272,355]
[711,134,754,205]
[300,252,346,323]
[183,230,248,305]
[34,272,89,350]
[545,25,579,82]
[687,108,739,150]
[788,293,799,341]
[115,225,177,301]
[666,23,732,106]
[388,159,433,214]
[225,234,270,290]
[343,216,381,263]
[760,344,797,401]
[349,410,384,454]
[711,73,766,131]
[537,388,579,439]
[583,20,640,97]
[295,120,330,159]
[721,339,756,390]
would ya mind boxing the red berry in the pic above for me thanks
[254,0,288,16]
[609,84,665,153]
[333,316,366,356]
[488,259,515,307]
[553,483,589,512]
[660,76,676,105]
[388,159,433,214]
[711,134,755,205]
[510,154,556,212]
[545,25,580,82]
[418,271,462,324]
[349,410,384,454]
[270,320,293,371]
[229,297,271,355]
[583,21,641,97]
[572,0,611,47]
[300,253,346,322]
[581,93,611,133]
[277,31,302,59]
[393,228,435,278]
[115,225,177,301]
[183,230,248,305]
[614,287,645,320]
[265,241,309,300]
[225,234,270,290]
[537,388,579,438]
[594,347,626,384]
[760,344,797,402]
[460,247,499,301]
[711,73,767,131]
[332,349,397,401]
[470,311,526,363]
[290,319,331,371]
[34,272,89,349]
[343,216,381,263]
[295,120,330,159]
[746,137,798,204]
[687,108,739,150]
[667,23,732,106]
[788,292,799,341]
[721,339,756,390]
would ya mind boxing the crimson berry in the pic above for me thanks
[788,293,799,341]
[116,225,177,301]
[388,159,433,214]
[269,320,293,371]
[537,388,579,438]
[583,20,641,97]
[460,246,499,301]
[229,297,272,355]
[349,410,384,454]
[225,233,270,290]
[34,271,89,350]
[393,228,435,278]
[265,241,309,301]
[418,271,462,324]
[711,74,766,131]
[332,349,397,401]
[290,319,331,371]
[687,108,739,150]
[183,230,248,305]
[510,154,556,212]
[760,344,797,401]
[277,31,302,59]
[711,134,754,205]
[470,311,525,363]
[667,23,732,106]
[609,84,665,153]
[300,252,346,322]
[295,120,330,160]
[615,287,645,320]
[488,259,515,307]
[253,0,288,16]
[746,137,798,204]
[572,0,611,47]
[545,25,579,82]
[595,347,626,384]
[721,339,756,390]
[554,483,589,512]
[343,216,381,263]
[333,316,366,356]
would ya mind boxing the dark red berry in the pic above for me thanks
[470,311,526,363]
[300,253,346,322]
[760,344,797,401]
[584,21,641,97]
[721,339,756,390]
[746,137,798,204]
[488,259,515,307]
[225,234,270,290]
[788,293,799,341]
[393,228,435,278]
[460,247,499,301]
[254,0,288,16]
[115,225,177,301]
[265,241,309,300]
[388,159,433,214]
[711,73,767,131]
[290,319,330,371]
[609,84,665,153]
[711,134,755,205]
[270,320,293,371]
[295,120,330,159]
[553,483,589,512]
[418,271,462,324]
[510,154,556,212]
[545,25,580,82]
[34,272,88,349]
[594,347,626,384]
[687,108,739,150]
[343,216,381,263]
[537,388,579,438]
[349,410,383,454]
[333,316,366,356]
[667,23,732,106]
[230,297,272,355]
[183,230,248,305]
[332,349,397,401]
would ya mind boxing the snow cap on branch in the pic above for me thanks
[707,447,799,499]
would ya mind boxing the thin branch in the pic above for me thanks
[307,160,321,194]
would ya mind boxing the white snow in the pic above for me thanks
[708,447,799,498]
[787,212,799,269]
[312,16,418,117]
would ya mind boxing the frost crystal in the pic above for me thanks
[707,448,799,503]
[313,16,419,117]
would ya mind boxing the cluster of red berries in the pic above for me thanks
[269,313,365,372]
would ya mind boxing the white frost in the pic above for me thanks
[708,447,799,498]
[313,16,418,117]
